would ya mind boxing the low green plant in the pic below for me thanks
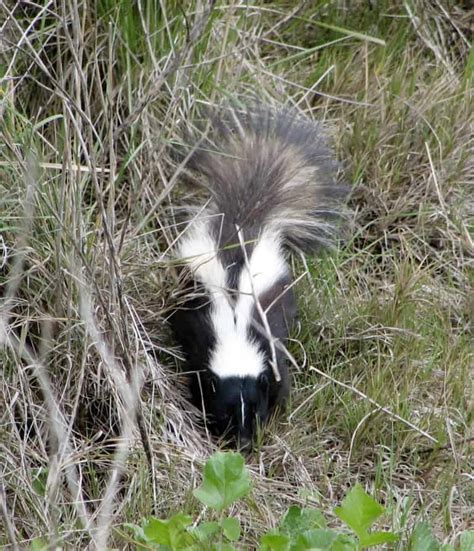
[260,484,397,551]
[125,452,249,550]
[123,451,472,550]
[407,523,474,551]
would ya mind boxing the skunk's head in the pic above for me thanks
[206,372,271,449]
[200,324,287,448]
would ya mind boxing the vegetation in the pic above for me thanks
[125,451,401,550]
[1,1,472,549]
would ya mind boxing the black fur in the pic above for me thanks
[168,281,215,394]
[206,374,270,448]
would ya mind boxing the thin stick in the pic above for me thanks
[309,365,438,444]
[0,484,19,550]
[73,266,140,549]
[0,161,110,173]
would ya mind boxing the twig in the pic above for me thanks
[74,266,140,549]
[0,161,110,173]
[0,484,19,551]
[417,436,474,455]
[309,365,438,444]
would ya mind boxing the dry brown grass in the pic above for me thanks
[1,1,472,549]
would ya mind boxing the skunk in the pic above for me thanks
[170,105,349,448]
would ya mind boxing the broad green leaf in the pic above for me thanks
[334,484,384,537]
[460,531,474,551]
[294,528,339,549]
[32,114,64,132]
[334,484,397,547]
[407,522,440,551]
[193,452,251,511]
[309,20,386,46]
[260,533,291,551]
[359,530,399,547]
[191,520,220,541]
[280,505,326,537]
[143,513,193,549]
[221,517,241,541]
[331,534,359,551]
[294,528,357,550]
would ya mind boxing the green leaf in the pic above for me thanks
[221,517,241,541]
[331,534,359,551]
[32,114,64,132]
[193,452,251,511]
[360,530,399,547]
[334,484,384,537]
[32,468,48,497]
[143,513,193,549]
[460,531,474,551]
[407,522,440,551]
[293,529,357,550]
[260,533,291,551]
[280,505,326,537]
[191,521,220,541]
[294,528,339,549]
[334,484,397,548]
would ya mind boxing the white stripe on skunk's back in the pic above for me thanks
[234,230,288,334]
[178,218,227,293]
[178,219,289,379]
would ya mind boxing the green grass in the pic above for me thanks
[1,1,472,549]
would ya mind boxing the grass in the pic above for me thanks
[0,0,472,549]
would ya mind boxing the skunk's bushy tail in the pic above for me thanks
[185,104,350,251]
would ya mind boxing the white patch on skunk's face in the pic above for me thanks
[178,221,289,379]
[209,332,265,378]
